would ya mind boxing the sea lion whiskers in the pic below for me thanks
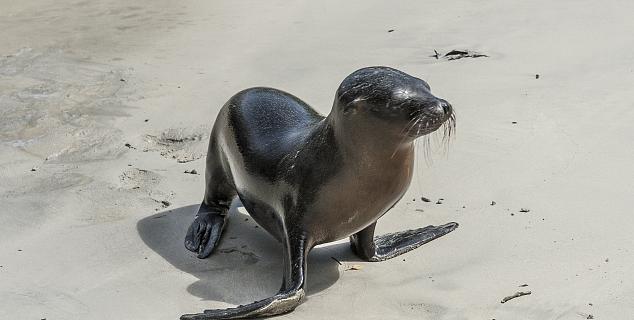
[432,110,456,158]
[418,133,434,165]
[412,114,434,166]
[391,114,424,158]
[413,107,456,165]
[400,110,424,135]
[440,111,456,153]
[443,112,456,141]
[394,106,441,160]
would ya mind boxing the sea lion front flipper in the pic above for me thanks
[350,221,458,262]
[184,202,230,259]
[181,229,308,320]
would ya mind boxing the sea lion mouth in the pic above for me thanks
[404,104,455,139]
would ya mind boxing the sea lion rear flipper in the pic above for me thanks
[350,221,458,262]
[184,202,230,259]
[181,229,308,319]
[180,289,305,320]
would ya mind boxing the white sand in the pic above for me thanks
[1,0,633,319]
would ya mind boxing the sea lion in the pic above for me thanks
[182,66,458,319]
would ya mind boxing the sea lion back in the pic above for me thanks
[223,87,324,178]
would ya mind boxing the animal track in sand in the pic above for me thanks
[143,126,209,163]
[119,167,162,190]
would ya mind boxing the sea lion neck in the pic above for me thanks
[323,110,415,163]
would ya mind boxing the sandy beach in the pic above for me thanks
[1,0,633,319]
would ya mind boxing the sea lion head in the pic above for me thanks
[334,66,454,140]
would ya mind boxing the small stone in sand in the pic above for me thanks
[144,119,149,122]
[387,29,395,32]
[519,208,530,213]
[535,74,540,79]
[184,169,198,174]
[436,199,443,204]
[491,201,496,206]
[30,167,37,172]
[421,196,431,202]
[161,200,171,207]
[587,315,594,319]
[512,121,518,124]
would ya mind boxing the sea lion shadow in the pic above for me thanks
[137,201,358,305]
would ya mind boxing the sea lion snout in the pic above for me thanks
[436,99,452,116]
[412,97,452,117]
[403,96,455,138]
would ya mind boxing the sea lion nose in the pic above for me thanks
[438,99,452,115]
